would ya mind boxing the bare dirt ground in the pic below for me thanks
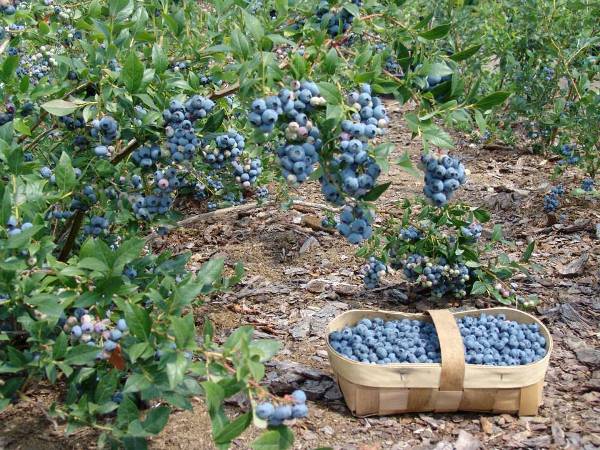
[1,101,599,450]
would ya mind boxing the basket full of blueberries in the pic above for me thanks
[325,308,552,417]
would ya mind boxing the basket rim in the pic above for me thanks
[325,307,553,371]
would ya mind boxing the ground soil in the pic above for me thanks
[1,101,598,450]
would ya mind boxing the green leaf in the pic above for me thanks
[166,353,187,389]
[0,188,11,225]
[230,29,250,59]
[112,238,145,274]
[151,44,169,73]
[143,406,170,434]
[249,340,281,362]
[470,280,488,296]
[53,332,68,359]
[122,437,148,450]
[361,182,391,201]
[316,82,342,105]
[396,151,420,178]
[242,9,264,41]
[41,99,80,117]
[491,224,503,242]
[0,55,19,82]
[64,345,99,365]
[201,109,225,132]
[343,3,360,17]
[125,304,152,340]
[419,23,451,40]
[123,373,152,394]
[114,0,134,21]
[223,326,253,354]
[127,342,151,363]
[28,293,64,318]
[251,427,294,450]
[521,241,535,262]
[449,44,482,62]
[474,109,487,135]
[170,314,196,350]
[422,125,454,149]
[78,257,110,272]
[54,152,77,192]
[201,381,225,416]
[122,51,144,93]
[214,412,252,444]
[472,208,490,223]
[322,48,338,75]
[474,92,510,111]
[95,370,119,404]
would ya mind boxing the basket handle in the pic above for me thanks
[427,309,465,391]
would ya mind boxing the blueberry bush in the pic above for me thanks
[404,0,599,205]
[0,0,519,448]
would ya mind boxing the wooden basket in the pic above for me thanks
[325,307,552,417]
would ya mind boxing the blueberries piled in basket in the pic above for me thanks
[328,314,547,366]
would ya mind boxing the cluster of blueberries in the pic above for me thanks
[15,49,55,83]
[329,317,442,364]
[154,168,183,193]
[543,185,565,213]
[108,59,121,72]
[130,174,143,190]
[373,43,404,77]
[399,253,471,298]
[421,153,467,207]
[132,144,162,168]
[5,216,33,237]
[541,66,555,81]
[399,225,422,242]
[256,186,269,200]
[582,178,595,192]
[83,185,98,203]
[231,158,262,188]
[163,96,215,162]
[329,314,547,366]
[46,209,74,220]
[133,105,147,127]
[194,176,224,200]
[255,390,308,426]
[132,193,173,220]
[336,205,373,245]
[0,2,16,15]
[67,185,97,212]
[59,114,85,130]
[165,124,201,162]
[457,314,547,365]
[171,61,188,72]
[91,116,119,145]
[203,130,245,169]
[249,81,326,134]
[60,308,128,360]
[320,175,344,206]
[73,135,89,150]
[460,222,482,241]
[0,108,13,126]
[315,0,361,37]
[277,142,319,184]
[557,143,580,165]
[345,84,389,135]
[83,216,109,237]
[332,138,380,198]
[362,257,387,289]
[123,265,137,278]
